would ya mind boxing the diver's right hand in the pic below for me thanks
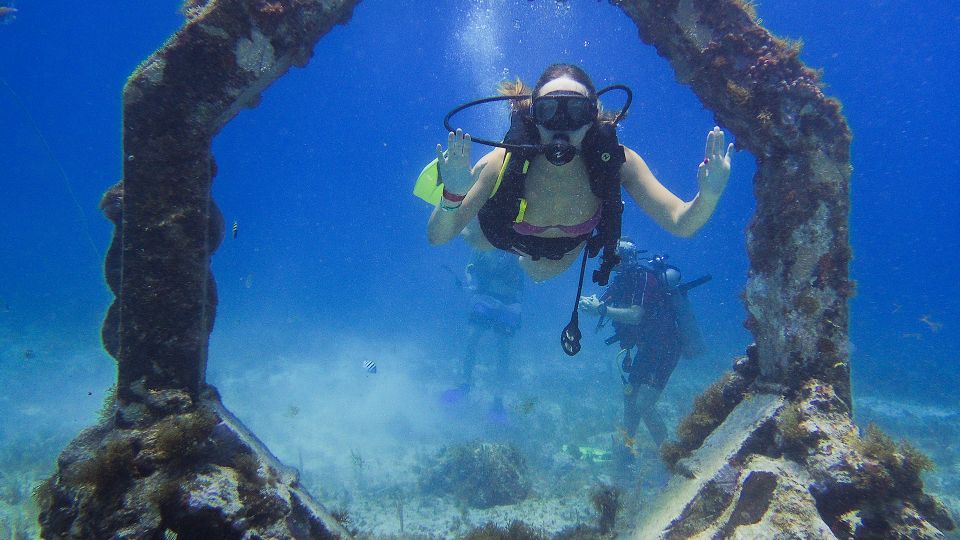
[578,294,602,315]
[435,129,474,195]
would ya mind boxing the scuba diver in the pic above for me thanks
[441,249,524,421]
[414,63,732,356]
[578,239,709,473]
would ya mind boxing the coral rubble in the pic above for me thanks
[420,442,531,509]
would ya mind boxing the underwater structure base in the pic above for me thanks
[37,386,349,539]
[635,353,954,538]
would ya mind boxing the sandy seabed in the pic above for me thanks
[1,337,958,539]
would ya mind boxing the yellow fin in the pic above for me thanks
[412,158,443,205]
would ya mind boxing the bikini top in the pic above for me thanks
[511,205,603,237]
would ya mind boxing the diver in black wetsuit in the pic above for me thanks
[579,240,708,468]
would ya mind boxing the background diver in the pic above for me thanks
[578,239,709,475]
[442,248,524,422]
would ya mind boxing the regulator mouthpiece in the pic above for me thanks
[544,135,577,166]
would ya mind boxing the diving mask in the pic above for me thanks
[530,91,598,131]
[442,84,633,159]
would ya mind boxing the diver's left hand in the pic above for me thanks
[697,126,734,196]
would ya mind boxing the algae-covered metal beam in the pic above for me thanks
[110,0,360,401]
[616,0,854,404]
[616,2,952,537]
[40,1,361,538]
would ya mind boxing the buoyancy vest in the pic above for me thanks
[477,112,626,286]
[601,266,676,350]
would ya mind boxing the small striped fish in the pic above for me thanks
[232,220,239,239]
[363,360,377,374]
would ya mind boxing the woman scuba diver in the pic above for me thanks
[418,63,733,355]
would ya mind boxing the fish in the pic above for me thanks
[919,314,943,333]
[617,426,640,456]
[363,360,377,374]
[232,220,239,239]
[0,6,16,23]
[515,397,538,416]
[23,349,35,360]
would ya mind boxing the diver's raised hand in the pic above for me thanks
[697,126,734,196]
[436,128,474,195]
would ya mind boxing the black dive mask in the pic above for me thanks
[530,91,598,131]
[443,84,632,158]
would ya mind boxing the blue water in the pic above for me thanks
[1,0,958,536]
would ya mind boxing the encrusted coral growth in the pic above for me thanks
[660,346,760,470]
[733,0,759,21]
[616,0,853,410]
[111,0,358,403]
[145,407,220,464]
[608,2,952,537]
[38,390,347,539]
[43,0,361,537]
[640,380,952,538]
[179,0,213,19]
[774,401,809,458]
[64,436,137,497]
[725,79,752,105]
[419,442,530,509]
[857,424,934,489]
[590,484,622,535]
[780,381,955,537]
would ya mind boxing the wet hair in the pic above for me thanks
[497,77,531,110]
[498,63,619,125]
[533,63,598,99]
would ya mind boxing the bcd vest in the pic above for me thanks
[477,112,625,285]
